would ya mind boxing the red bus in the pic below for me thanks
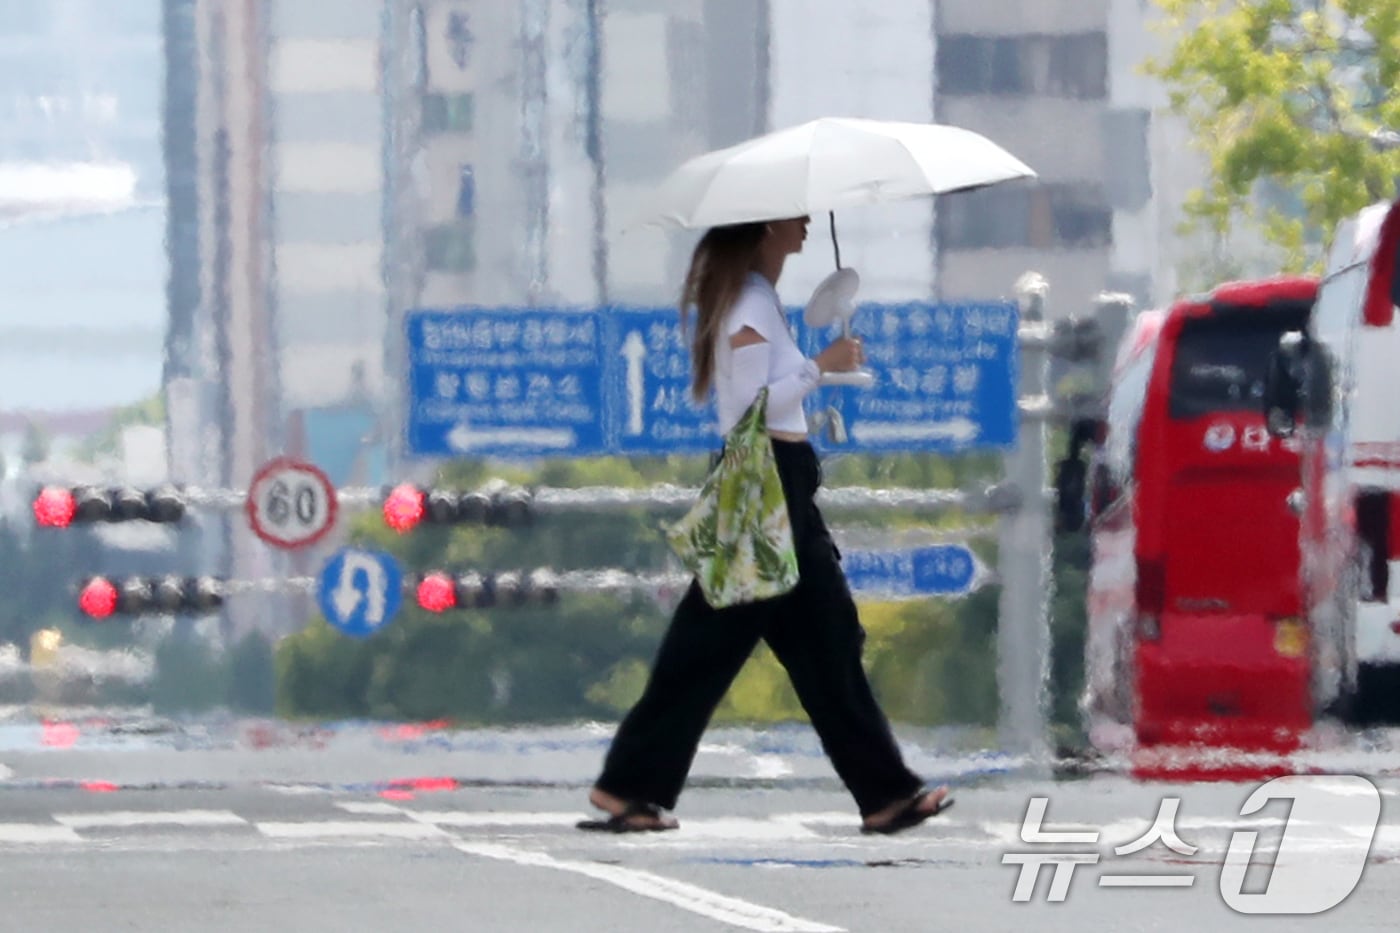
[1081,277,1320,761]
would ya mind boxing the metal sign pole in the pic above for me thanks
[998,274,1054,768]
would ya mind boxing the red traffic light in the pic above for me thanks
[383,484,426,534]
[416,572,457,612]
[410,569,559,611]
[78,577,119,619]
[33,485,187,525]
[33,487,77,528]
[76,575,224,618]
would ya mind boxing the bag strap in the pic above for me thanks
[729,386,769,444]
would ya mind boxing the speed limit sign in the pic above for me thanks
[246,457,338,549]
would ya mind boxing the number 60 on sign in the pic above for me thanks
[246,457,338,550]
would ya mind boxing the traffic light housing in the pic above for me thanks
[412,569,560,612]
[35,484,187,528]
[1048,292,1135,533]
[78,575,224,618]
[1044,293,1134,422]
[1045,317,1104,420]
[382,483,533,534]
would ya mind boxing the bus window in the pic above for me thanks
[1102,333,1157,488]
[1356,490,1390,602]
[1169,313,1309,420]
[1313,264,1366,437]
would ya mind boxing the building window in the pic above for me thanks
[423,93,474,134]
[445,11,474,69]
[426,219,475,273]
[939,183,1111,250]
[456,165,475,218]
[410,4,427,91]
[939,187,1031,249]
[937,33,1107,99]
[1048,185,1113,248]
[1049,33,1109,99]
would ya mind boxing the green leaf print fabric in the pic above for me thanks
[666,388,800,608]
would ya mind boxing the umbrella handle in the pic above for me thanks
[829,212,841,270]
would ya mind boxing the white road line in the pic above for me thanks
[256,821,450,841]
[406,811,827,840]
[335,802,411,816]
[0,824,83,844]
[651,817,823,842]
[53,810,248,830]
[403,809,972,840]
[453,841,844,933]
[0,763,12,780]
[409,811,590,827]
[771,812,864,828]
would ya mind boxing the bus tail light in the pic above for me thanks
[1135,557,1166,615]
[1272,618,1307,658]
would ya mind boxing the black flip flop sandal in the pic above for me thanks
[860,789,955,836]
[576,801,679,833]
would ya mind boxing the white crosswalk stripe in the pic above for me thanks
[53,810,247,830]
[0,824,83,844]
[255,820,450,840]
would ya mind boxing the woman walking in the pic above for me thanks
[580,216,952,835]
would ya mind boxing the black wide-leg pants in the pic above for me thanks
[594,439,924,817]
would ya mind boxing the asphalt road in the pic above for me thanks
[2,715,1399,932]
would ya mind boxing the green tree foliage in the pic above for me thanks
[275,617,378,718]
[76,393,166,463]
[150,631,228,714]
[227,631,276,714]
[1049,529,1091,747]
[1151,0,1400,268]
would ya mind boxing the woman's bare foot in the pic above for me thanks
[588,786,627,817]
[861,786,953,835]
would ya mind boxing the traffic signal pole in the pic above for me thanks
[997,281,1135,767]
[998,274,1054,768]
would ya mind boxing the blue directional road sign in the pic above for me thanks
[605,309,716,455]
[841,545,981,597]
[406,308,714,459]
[317,548,404,639]
[801,302,1018,453]
[406,301,1017,459]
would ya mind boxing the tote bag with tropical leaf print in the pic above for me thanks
[665,388,800,609]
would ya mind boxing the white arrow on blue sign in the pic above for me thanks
[801,301,1017,454]
[841,544,981,597]
[317,548,404,638]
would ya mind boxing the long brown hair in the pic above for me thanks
[679,222,767,401]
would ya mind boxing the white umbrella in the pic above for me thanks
[637,116,1036,265]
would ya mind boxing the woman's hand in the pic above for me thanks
[814,336,865,373]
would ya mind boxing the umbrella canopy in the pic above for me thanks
[637,117,1036,231]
